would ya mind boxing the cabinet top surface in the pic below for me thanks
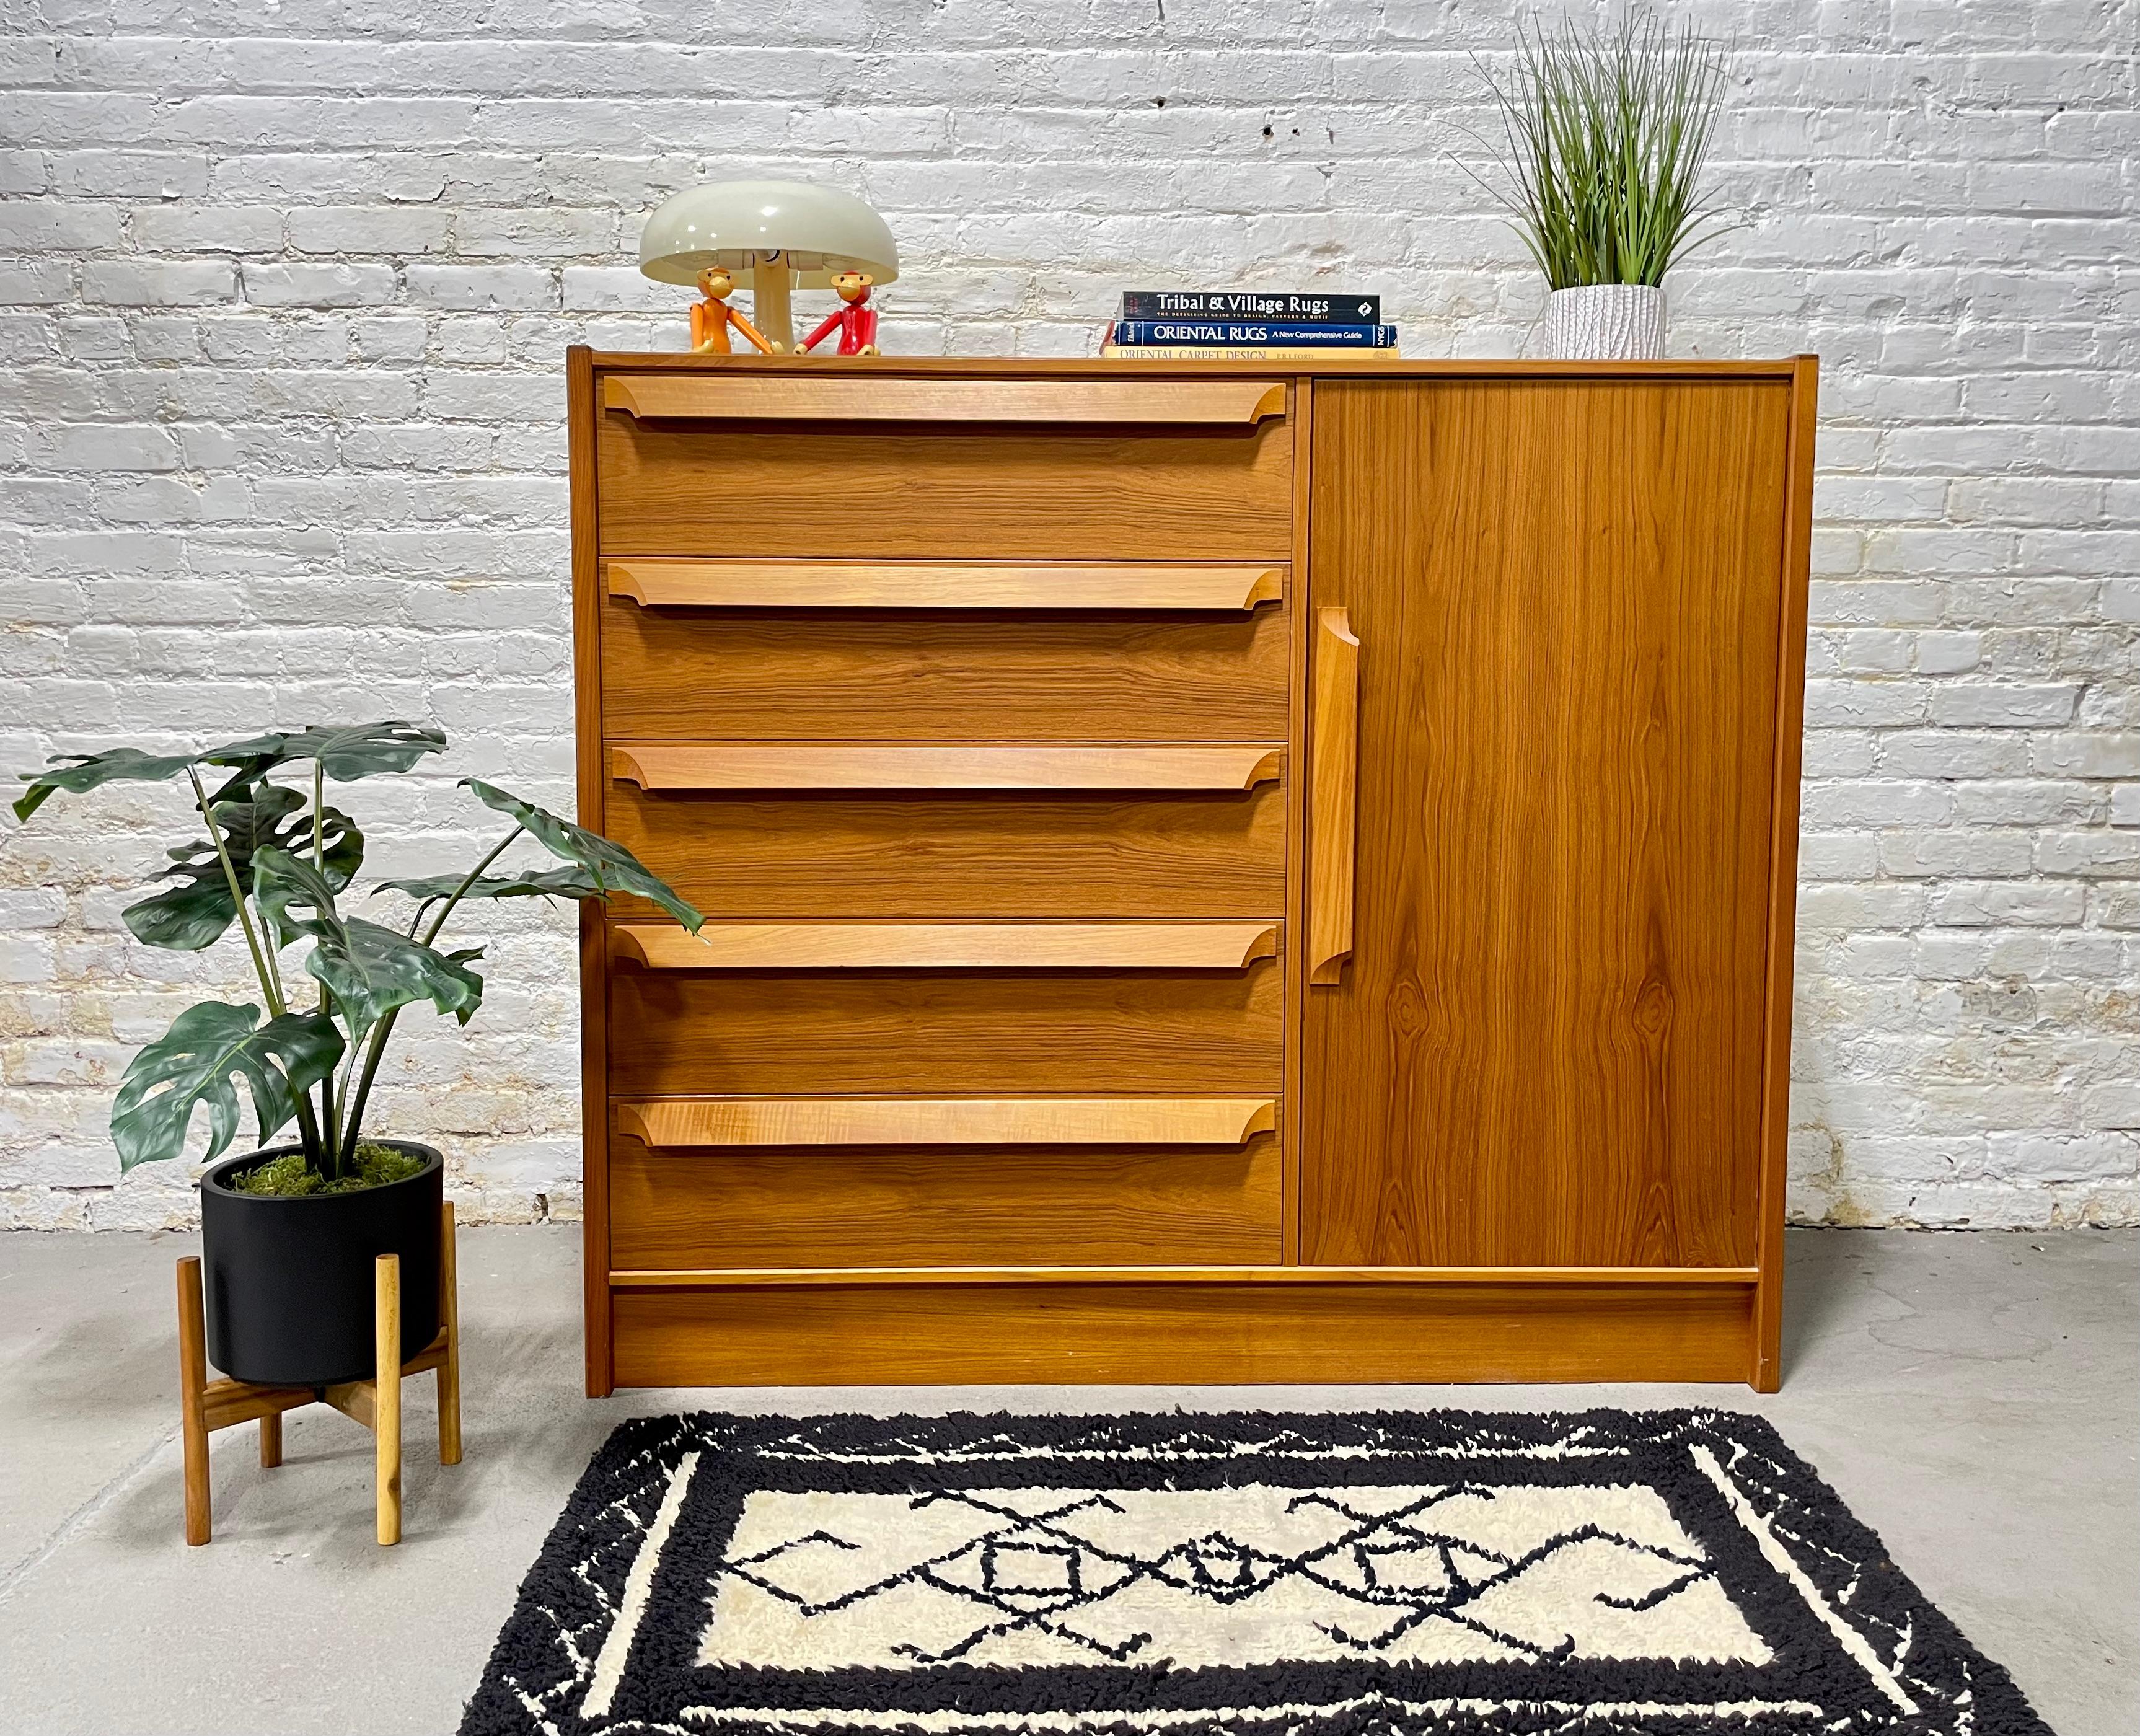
[579,350,1813,380]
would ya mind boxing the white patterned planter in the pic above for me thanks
[1541,283,1667,360]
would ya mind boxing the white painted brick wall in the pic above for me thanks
[1,1,2134,1231]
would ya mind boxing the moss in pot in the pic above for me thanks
[13,722,701,1386]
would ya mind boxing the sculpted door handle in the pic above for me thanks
[1310,605,1359,985]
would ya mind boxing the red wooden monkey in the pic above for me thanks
[797,270,879,356]
[690,267,777,355]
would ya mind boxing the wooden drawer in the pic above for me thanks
[600,589,1289,741]
[608,947,1283,1098]
[601,782,1285,919]
[608,1132,1283,1269]
[594,374,1293,561]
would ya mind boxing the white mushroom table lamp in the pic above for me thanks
[638,179,900,356]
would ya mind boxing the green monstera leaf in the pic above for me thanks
[311,917,485,1032]
[250,844,343,946]
[13,747,206,822]
[461,779,703,932]
[206,721,446,782]
[122,872,245,953]
[371,865,604,909]
[209,781,308,853]
[110,1000,344,1171]
[123,783,364,951]
[255,847,483,1032]
[14,721,441,822]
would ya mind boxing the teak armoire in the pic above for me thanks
[568,351,1816,1394]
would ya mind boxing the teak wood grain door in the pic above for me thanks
[1302,377,1795,1269]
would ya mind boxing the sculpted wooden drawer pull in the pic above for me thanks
[602,374,1287,427]
[609,742,1285,793]
[603,560,1285,612]
[1309,605,1360,985]
[616,1098,1279,1149]
[611,921,1280,971]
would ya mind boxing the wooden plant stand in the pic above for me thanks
[176,1201,462,1547]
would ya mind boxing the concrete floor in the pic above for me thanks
[0,1228,2131,1736]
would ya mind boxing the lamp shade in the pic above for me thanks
[638,180,899,288]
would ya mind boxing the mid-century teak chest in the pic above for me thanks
[567,350,1816,1394]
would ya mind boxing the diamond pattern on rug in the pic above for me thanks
[700,1483,1766,1670]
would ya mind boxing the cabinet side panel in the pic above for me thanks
[1753,357,1818,1388]
[569,348,614,1395]
[1303,378,1790,1268]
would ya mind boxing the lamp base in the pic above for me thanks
[751,258,795,352]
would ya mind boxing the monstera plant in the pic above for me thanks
[15,720,699,1182]
[12,721,702,1385]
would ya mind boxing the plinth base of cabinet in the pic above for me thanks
[599,1271,1761,1389]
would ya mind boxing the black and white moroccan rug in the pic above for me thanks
[460,1408,2048,1736]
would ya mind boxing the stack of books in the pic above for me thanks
[1099,291,1397,359]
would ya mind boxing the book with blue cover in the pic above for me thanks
[1111,320,1398,348]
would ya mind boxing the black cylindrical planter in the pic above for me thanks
[200,1140,444,1386]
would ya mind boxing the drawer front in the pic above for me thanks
[609,956,1283,1098]
[601,783,1285,919]
[601,597,1290,741]
[609,1133,1283,1269]
[595,412,1293,561]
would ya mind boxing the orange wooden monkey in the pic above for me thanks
[690,267,778,355]
[798,270,879,356]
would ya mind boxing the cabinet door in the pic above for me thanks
[1301,378,1792,1268]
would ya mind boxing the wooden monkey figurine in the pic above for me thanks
[798,270,879,356]
[691,267,778,355]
